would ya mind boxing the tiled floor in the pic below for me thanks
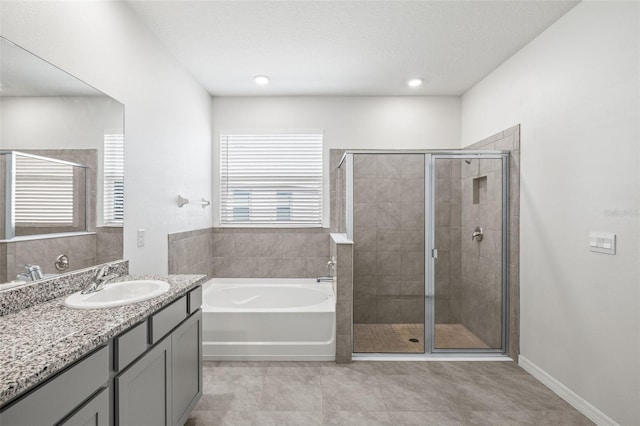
[353,323,490,353]
[186,361,594,425]
[434,324,490,349]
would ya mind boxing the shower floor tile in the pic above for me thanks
[353,323,489,353]
[434,324,490,349]
[353,323,425,353]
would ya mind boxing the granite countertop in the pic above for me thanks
[0,274,207,405]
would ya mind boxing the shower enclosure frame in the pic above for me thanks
[340,150,510,359]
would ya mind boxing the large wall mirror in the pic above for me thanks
[0,37,124,287]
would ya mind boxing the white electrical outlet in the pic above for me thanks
[137,229,145,247]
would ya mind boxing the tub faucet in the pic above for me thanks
[317,258,336,283]
[16,264,43,281]
[81,264,118,294]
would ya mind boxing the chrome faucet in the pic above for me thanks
[16,264,44,281]
[81,264,118,294]
[471,226,484,242]
[317,258,336,283]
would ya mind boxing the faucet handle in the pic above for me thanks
[326,257,336,274]
[93,263,115,279]
[471,226,484,242]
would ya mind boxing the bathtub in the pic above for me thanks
[201,278,336,361]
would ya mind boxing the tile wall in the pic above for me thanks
[434,125,520,354]
[0,227,123,283]
[433,159,462,325]
[167,150,349,278]
[463,125,520,358]
[351,154,425,325]
[0,148,115,283]
[168,228,330,279]
[331,234,354,363]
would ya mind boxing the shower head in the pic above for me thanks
[464,159,472,164]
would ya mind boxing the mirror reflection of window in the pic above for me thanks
[15,154,74,226]
[104,132,125,226]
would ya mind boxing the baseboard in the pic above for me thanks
[203,355,335,361]
[518,355,619,426]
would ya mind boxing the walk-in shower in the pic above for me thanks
[338,151,509,357]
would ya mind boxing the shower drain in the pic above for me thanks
[409,338,420,343]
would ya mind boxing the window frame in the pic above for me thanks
[219,132,324,228]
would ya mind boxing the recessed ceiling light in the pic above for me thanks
[407,78,423,88]
[254,75,270,85]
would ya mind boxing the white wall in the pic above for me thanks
[461,2,639,424]
[211,96,461,226]
[1,1,213,274]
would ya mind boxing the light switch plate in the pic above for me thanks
[137,229,145,247]
[589,232,616,255]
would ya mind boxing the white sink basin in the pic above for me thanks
[65,280,170,309]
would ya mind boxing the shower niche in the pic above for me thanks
[339,151,509,357]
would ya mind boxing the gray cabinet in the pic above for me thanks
[0,286,203,426]
[0,346,109,426]
[115,294,202,426]
[115,336,172,426]
[171,310,202,426]
[60,388,109,426]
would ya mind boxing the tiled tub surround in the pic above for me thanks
[0,227,123,284]
[0,271,206,404]
[169,227,330,279]
[169,227,216,278]
[168,150,352,279]
[352,153,426,325]
[0,148,122,284]
[331,233,353,363]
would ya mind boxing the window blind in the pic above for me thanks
[104,133,125,226]
[220,133,323,226]
[14,155,74,224]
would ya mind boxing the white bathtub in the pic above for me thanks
[201,278,336,361]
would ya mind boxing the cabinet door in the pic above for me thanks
[171,310,202,426]
[115,336,171,426]
[59,388,109,426]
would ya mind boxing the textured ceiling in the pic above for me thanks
[127,1,579,96]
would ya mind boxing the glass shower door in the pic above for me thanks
[351,153,426,353]
[430,155,507,351]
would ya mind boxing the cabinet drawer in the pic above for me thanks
[59,387,109,426]
[114,321,148,371]
[149,296,187,344]
[187,286,202,314]
[0,345,109,426]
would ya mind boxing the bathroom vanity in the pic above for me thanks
[0,271,205,426]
